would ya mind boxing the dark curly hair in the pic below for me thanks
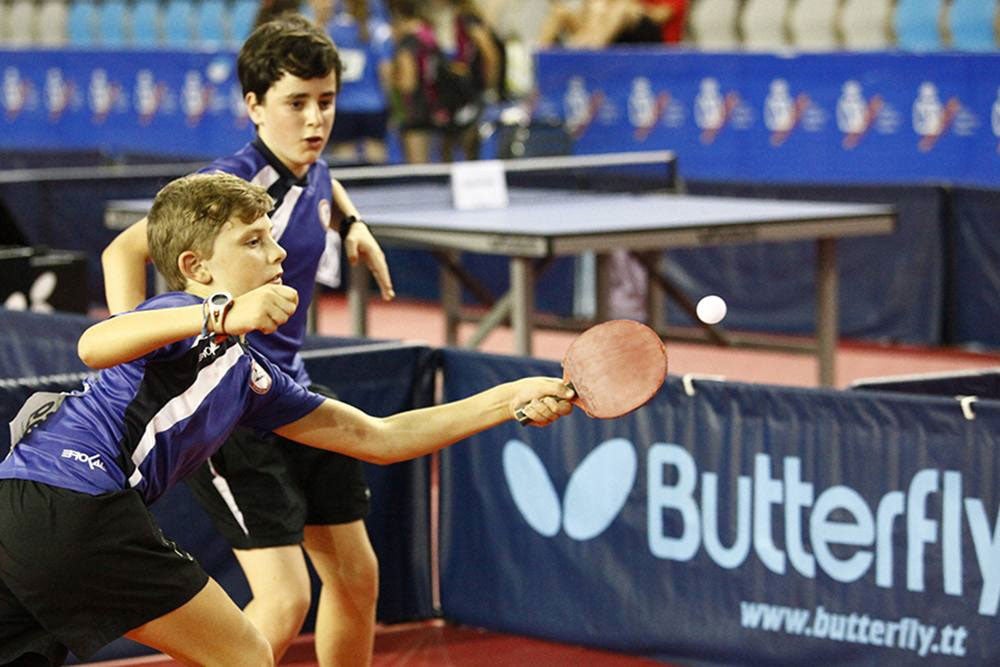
[238,13,343,103]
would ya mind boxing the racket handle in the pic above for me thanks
[514,382,575,426]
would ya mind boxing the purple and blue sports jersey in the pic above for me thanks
[201,139,337,385]
[0,292,326,504]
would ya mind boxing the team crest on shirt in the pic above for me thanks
[318,199,332,229]
[249,359,273,394]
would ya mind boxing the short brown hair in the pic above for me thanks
[238,14,342,103]
[147,172,273,291]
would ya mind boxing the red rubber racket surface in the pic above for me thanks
[562,319,667,418]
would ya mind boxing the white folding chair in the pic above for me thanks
[839,0,892,50]
[7,0,37,45]
[739,0,792,51]
[688,0,742,50]
[37,0,69,45]
[788,0,840,51]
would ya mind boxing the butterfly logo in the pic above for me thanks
[502,438,637,540]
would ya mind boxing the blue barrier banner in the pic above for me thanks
[852,369,1000,400]
[535,50,1000,187]
[948,187,1000,348]
[0,308,93,378]
[439,349,1000,665]
[0,48,386,158]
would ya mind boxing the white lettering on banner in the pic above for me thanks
[646,443,1000,616]
[740,601,970,659]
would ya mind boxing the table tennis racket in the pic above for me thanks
[515,319,667,424]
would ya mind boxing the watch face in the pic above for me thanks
[210,293,231,307]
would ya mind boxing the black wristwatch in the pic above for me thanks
[339,214,363,239]
[202,291,234,337]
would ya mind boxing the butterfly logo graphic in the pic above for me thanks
[502,438,637,540]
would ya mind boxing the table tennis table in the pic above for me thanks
[341,185,895,387]
[103,153,896,386]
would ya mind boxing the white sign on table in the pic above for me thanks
[450,160,509,210]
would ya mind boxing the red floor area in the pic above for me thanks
[315,293,1000,389]
[83,621,669,666]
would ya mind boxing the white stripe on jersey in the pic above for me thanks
[127,344,245,488]
[250,165,280,190]
[208,458,250,536]
[249,164,301,242]
[268,186,302,242]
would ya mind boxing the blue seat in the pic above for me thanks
[97,0,128,47]
[130,0,160,46]
[196,0,227,47]
[949,0,997,51]
[893,0,944,51]
[162,0,193,47]
[229,0,257,46]
[67,0,98,45]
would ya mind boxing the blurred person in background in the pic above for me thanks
[322,0,395,163]
[255,0,304,27]
[440,0,504,161]
[538,0,687,48]
[386,0,448,162]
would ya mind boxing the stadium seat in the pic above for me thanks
[196,0,227,47]
[37,0,69,45]
[7,0,36,45]
[947,0,997,52]
[839,0,892,50]
[788,0,839,50]
[739,0,792,51]
[162,0,193,47]
[0,1,9,44]
[97,0,128,47]
[688,0,741,50]
[893,0,944,51]
[130,0,160,46]
[230,0,257,46]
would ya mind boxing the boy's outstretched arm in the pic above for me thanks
[78,285,299,369]
[275,378,575,464]
[332,179,395,301]
[102,217,152,315]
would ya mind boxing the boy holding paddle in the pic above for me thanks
[0,171,574,665]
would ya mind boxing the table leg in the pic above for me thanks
[510,257,534,356]
[642,251,666,332]
[349,262,368,337]
[816,238,837,387]
[594,252,610,322]
[441,250,461,347]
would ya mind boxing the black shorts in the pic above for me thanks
[184,385,371,550]
[329,110,389,142]
[0,480,208,662]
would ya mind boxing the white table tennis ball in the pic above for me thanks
[696,295,727,325]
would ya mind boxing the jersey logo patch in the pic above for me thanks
[61,449,106,471]
[249,359,273,395]
[318,198,332,229]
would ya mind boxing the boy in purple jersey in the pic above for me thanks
[101,15,397,666]
[0,172,573,666]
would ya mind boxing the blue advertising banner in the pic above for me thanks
[439,349,1000,665]
[534,50,1000,187]
[2,50,250,157]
